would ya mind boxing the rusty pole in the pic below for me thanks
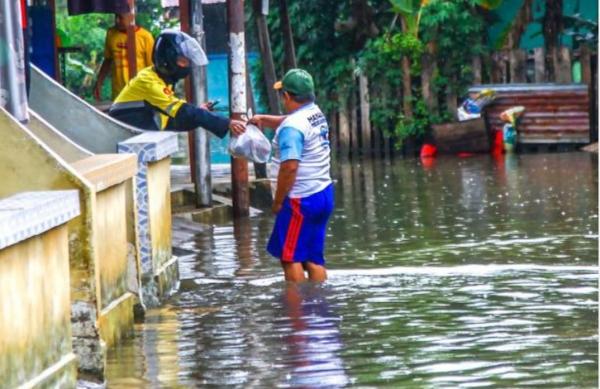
[126,0,137,80]
[228,0,250,217]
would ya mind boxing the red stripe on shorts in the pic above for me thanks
[282,198,303,262]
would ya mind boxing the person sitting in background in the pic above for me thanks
[94,12,154,101]
[108,29,245,138]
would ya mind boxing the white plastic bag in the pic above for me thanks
[228,123,272,163]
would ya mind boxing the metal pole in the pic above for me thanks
[0,0,28,122]
[189,0,212,207]
[228,0,250,217]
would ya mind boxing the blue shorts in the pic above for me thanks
[267,184,334,265]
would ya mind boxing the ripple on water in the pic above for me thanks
[106,154,598,388]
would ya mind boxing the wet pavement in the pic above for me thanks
[106,152,598,388]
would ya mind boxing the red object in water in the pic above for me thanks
[491,129,504,156]
[420,143,437,158]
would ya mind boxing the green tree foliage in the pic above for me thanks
[420,0,485,95]
[257,0,489,148]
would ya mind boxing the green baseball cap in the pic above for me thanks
[273,68,314,95]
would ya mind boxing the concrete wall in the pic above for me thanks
[0,191,80,388]
[0,107,140,379]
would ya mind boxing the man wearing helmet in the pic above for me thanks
[109,29,245,137]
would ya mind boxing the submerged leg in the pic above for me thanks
[305,261,327,282]
[281,262,307,282]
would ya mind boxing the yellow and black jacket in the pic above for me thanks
[109,66,229,138]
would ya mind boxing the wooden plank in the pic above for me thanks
[472,55,482,84]
[338,99,350,159]
[555,46,572,83]
[533,47,545,82]
[432,118,489,153]
[509,49,527,83]
[580,45,592,85]
[359,73,372,156]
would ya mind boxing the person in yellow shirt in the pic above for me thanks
[93,12,154,101]
[109,29,246,138]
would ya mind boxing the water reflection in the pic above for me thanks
[106,153,597,388]
[281,283,348,388]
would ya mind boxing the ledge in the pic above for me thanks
[0,191,80,250]
[72,154,137,192]
[118,131,179,162]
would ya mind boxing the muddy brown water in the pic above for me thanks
[106,152,598,388]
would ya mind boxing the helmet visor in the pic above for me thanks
[179,32,208,66]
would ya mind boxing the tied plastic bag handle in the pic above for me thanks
[228,120,272,163]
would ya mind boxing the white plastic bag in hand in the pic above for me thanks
[228,123,272,163]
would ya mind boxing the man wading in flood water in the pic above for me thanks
[250,69,334,282]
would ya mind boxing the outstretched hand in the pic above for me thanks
[248,115,264,129]
[229,119,246,136]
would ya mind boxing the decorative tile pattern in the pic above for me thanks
[0,191,80,250]
[118,132,178,274]
[118,131,178,162]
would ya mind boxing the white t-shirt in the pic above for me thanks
[270,103,332,198]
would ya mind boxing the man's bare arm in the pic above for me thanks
[273,159,299,214]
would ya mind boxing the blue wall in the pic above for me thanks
[206,52,267,164]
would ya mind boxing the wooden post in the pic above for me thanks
[279,0,297,71]
[446,79,457,120]
[350,85,360,159]
[328,110,338,157]
[472,55,482,84]
[422,47,438,113]
[126,0,137,80]
[252,0,280,114]
[491,51,503,83]
[555,46,572,83]
[359,73,371,157]
[580,45,592,85]
[338,96,350,160]
[228,0,250,217]
[533,47,546,82]
[509,48,527,83]
[580,45,594,142]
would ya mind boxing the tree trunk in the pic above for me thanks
[279,0,297,71]
[543,0,563,82]
[252,0,280,114]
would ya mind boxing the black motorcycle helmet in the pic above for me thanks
[152,29,208,83]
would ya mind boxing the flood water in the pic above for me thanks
[106,152,598,388]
